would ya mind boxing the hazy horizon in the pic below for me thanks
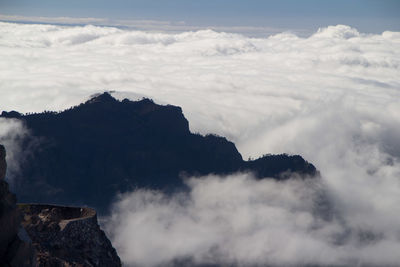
[1,0,399,35]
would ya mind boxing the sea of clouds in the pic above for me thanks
[0,21,399,266]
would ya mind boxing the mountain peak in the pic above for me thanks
[86,92,117,104]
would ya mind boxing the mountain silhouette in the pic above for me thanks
[1,92,318,213]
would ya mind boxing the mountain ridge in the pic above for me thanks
[1,92,318,213]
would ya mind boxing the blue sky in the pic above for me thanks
[0,0,399,32]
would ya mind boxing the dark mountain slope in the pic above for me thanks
[1,92,317,213]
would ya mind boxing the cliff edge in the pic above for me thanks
[0,144,36,266]
[0,144,121,266]
[18,204,121,266]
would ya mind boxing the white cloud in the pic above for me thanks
[106,174,400,266]
[0,21,399,266]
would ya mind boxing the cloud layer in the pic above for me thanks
[107,174,400,266]
[0,22,399,266]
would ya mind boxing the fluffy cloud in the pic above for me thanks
[0,22,399,266]
[106,175,330,266]
[106,173,400,266]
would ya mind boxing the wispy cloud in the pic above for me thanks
[0,118,30,186]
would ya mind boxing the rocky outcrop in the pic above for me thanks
[1,144,121,266]
[0,144,36,267]
[19,204,121,267]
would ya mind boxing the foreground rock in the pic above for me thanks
[1,144,121,266]
[19,204,121,267]
[0,144,36,266]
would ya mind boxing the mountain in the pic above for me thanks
[1,92,318,213]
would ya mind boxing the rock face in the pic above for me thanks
[1,144,121,266]
[19,204,121,267]
[1,92,318,213]
[0,144,36,267]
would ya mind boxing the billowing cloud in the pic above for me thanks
[106,173,400,267]
[0,22,399,266]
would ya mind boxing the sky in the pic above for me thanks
[0,0,399,34]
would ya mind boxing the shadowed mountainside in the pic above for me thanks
[1,92,318,213]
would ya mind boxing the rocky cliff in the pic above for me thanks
[18,204,121,266]
[0,144,36,266]
[0,144,121,266]
[1,92,318,213]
